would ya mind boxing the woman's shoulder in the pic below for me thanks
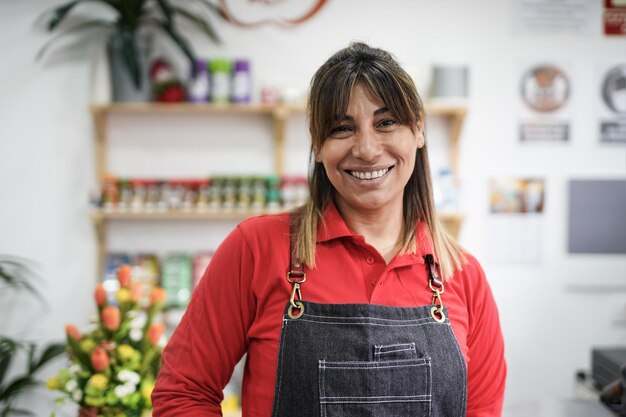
[449,252,489,293]
[236,211,291,246]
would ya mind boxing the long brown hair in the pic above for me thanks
[295,42,466,279]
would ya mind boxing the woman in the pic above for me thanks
[153,42,506,417]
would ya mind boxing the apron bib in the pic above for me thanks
[269,221,467,417]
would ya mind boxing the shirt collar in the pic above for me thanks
[316,202,439,265]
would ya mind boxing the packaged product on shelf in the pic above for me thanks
[192,251,214,288]
[130,179,147,212]
[188,59,210,103]
[266,175,282,212]
[161,253,193,309]
[196,179,211,211]
[144,180,160,212]
[209,176,223,211]
[101,253,133,305]
[237,176,253,211]
[231,59,252,104]
[435,168,461,213]
[251,177,267,210]
[156,180,170,212]
[167,180,186,210]
[117,179,133,212]
[210,59,232,104]
[102,173,119,212]
[181,179,200,212]
[222,176,238,210]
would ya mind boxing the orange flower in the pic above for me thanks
[94,283,107,307]
[117,264,132,288]
[101,306,120,331]
[147,323,165,346]
[149,287,166,306]
[65,324,81,340]
[130,282,143,303]
[91,347,109,371]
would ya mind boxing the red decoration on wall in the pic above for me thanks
[604,0,626,36]
[218,0,328,27]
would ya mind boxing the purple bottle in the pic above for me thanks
[188,59,210,103]
[231,59,252,104]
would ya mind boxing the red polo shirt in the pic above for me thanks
[153,203,506,416]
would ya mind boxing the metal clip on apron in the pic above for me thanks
[272,214,467,417]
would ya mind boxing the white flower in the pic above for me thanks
[130,328,143,342]
[68,364,81,375]
[130,312,147,329]
[72,390,83,402]
[158,335,167,348]
[114,382,137,398]
[65,379,78,392]
[118,370,140,385]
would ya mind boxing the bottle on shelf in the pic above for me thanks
[210,59,232,104]
[231,59,252,104]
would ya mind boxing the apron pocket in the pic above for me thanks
[374,342,418,361]
[318,358,432,417]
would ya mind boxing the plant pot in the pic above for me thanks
[107,34,152,103]
[78,406,98,417]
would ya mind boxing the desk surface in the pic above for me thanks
[504,399,615,417]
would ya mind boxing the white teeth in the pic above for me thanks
[349,168,390,180]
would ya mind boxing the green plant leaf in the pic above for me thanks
[0,257,43,302]
[171,6,221,44]
[31,343,66,375]
[47,0,82,30]
[111,25,143,89]
[0,376,36,403]
[0,338,21,387]
[36,19,113,61]
[155,22,196,72]
[1,408,34,416]
[154,0,175,28]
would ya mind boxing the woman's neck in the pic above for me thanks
[335,199,404,263]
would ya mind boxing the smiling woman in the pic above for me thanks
[152,42,506,417]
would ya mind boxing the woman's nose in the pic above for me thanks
[352,128,382,161]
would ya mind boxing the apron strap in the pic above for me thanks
[287,209,306,319]
[424,254,446,323]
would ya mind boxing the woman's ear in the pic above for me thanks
[415,119,425,149]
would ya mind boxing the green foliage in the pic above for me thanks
[39,0,223,88]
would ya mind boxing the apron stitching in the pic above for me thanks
[300,313,434,323]
[290,319,449,327]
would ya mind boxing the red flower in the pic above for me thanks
[117,264,132,288]
[149,287,166,306]
[65,324,81,340]
[147,323,165,346]
[91,347,109,371]
[94,284,107,307]
[101,306,120,331]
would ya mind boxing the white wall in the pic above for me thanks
[1,0,625,415]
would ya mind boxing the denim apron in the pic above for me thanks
[270,222,468,417]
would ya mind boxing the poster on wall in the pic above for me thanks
[568,179,626,254]
[512,0,601,35]
[486,178,545,264]
[598,63,626,143]
[518,63,572,143]
[604,0,626,36]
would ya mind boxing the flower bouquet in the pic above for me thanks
[48,265,166,417]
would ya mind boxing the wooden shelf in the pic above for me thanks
[91,209,276,222]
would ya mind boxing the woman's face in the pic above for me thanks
[316,83,424,215]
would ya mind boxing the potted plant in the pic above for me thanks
[0,256,66,416]
[47,265,167,417]
[39,0,223,102]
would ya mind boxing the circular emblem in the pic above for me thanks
[602,64,626,114]
[521,65,570,112]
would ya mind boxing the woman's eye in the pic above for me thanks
[329,125,353,137]
[377,119,396,129]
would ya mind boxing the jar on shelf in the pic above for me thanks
[222,176,238,210]
[266,175,282,212]
[237,176,253,210]
[251,176,267,210]
[231,59,252,104]
[196,179,211,212]
[188,59,210,103]
[210,59,232,104]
